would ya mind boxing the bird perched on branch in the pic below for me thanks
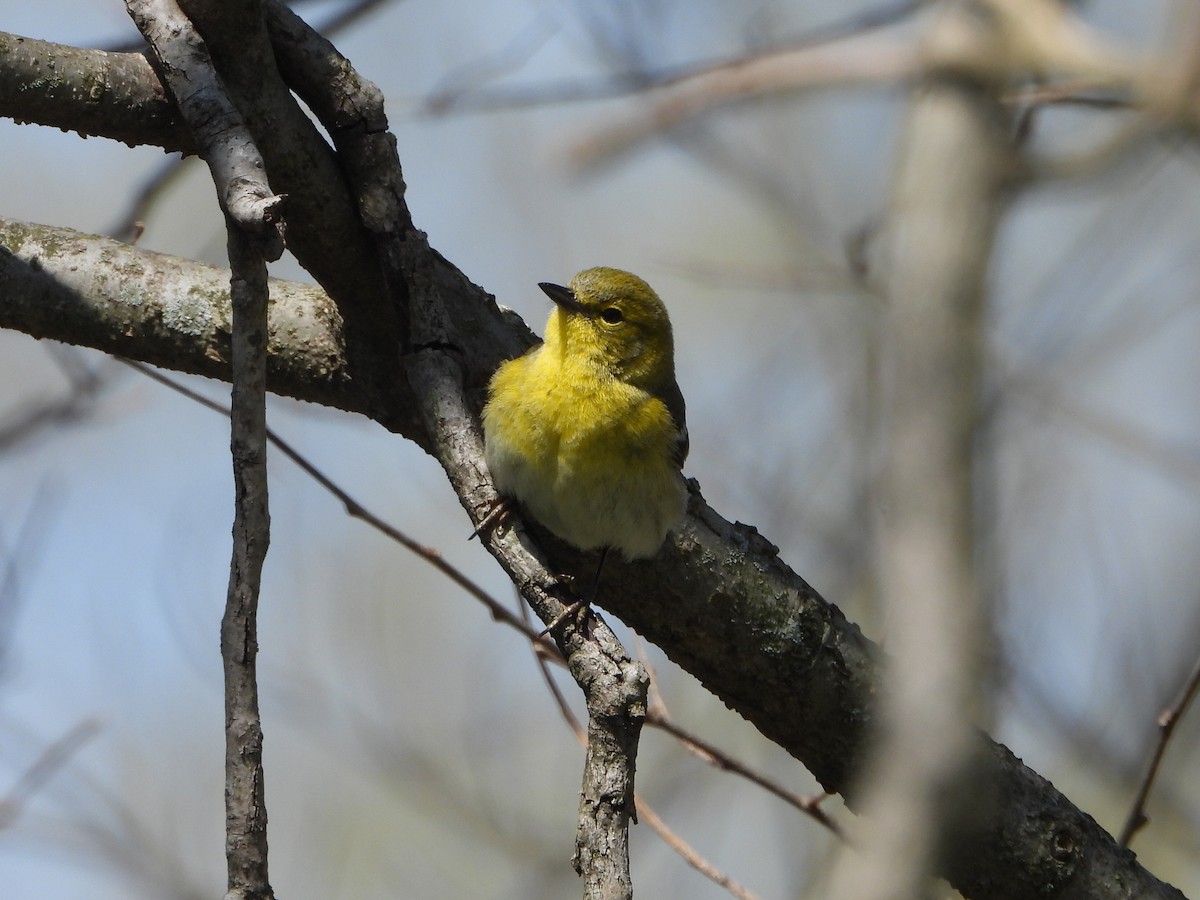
[482,267,688,603]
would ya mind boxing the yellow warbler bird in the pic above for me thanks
[482,267,688,589]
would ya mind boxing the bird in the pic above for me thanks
[481,267,688,612]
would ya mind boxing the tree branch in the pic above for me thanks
[0,217,420,437]
[571,644,645,900]
[1119,649,1200,847]
[219,222,274,900]
[400,218,647,897]
[126,0,285,250]
[0,30,192,151]
[827,5,1009,896]
[124,0,281,895]
[177,0,402,365]
[256,20,651,891]
[0,2,1192,890]
[0,209,1186,898]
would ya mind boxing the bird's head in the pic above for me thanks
[541,267,675,387]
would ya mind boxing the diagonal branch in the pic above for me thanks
[401,226,647,898]
[259,10,652,891]
[0,207,1188,899]
[126,0,285,250]
[1119,649,1200,847]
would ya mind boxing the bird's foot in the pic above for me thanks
[540,598,592,637]
[469,496,513,542]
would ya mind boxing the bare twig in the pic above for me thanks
[0,719,102,830]
[561,0,1198,172]
[645,708,843,839]
[109,155,194,244]
[421,0,927,115]
[567,29,924,170]
[125,3,283,896]
[1119,651,1200,847]
[122,359,556,654]
[1006,78,1127,110]
[126,0,285,254]
[218,226,274,900]
[305,0,396,37]
[524,601,585,738]
[635,800,759,900]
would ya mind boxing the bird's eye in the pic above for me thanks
[600,307,624,324]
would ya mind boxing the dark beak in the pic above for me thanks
[539,282,582,312]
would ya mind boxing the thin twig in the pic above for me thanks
[0,719,102,830]
[634,637,841,838]
[635,799,759,900]
[219,225,274,900]
[645,709,843,839]
[1119,651,1200,847]
[521,599,585,737]
[634,638,842,838]
[420,0,926,115]
[307,0,395,36]
[121,359,557,656]
[109,155,193,244]
[566,30,924,170]
[1006,78,1127,110]
[125,2,283,894]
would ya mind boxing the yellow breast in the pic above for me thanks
[482,344,685,558]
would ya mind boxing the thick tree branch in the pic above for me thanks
[0,30,192,151]
[0,211,1186,899]
[0,218,421,438]
[828,9,1009,897]
[126,0,285,249]
[176,0,403,366]
[0,3,1192,893]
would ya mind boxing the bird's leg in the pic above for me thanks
[542,547,609,636]
[469,496,514,542]
[472,499,597,634]
[585,546,610,602]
